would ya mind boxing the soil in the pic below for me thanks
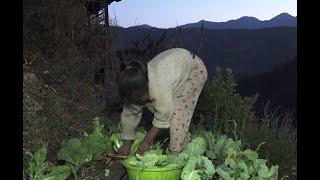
[68,155,129,180]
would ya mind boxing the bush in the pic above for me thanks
[193,67,297,179]
[193,66,258,139]
[242,103,297,179]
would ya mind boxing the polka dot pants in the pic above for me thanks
[169,55,208,152]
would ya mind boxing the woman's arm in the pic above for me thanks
[119,104,143,156]
[120,104,143,140]
[137,126,161,155]
[145,126,161,143]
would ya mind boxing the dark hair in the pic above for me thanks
[118,59,148,106]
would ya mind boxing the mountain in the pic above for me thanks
[178,13,296,29]
[264,13,297,27]
[128,24,157,29]
[115,26,297,77]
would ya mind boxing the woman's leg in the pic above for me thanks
[169,56,208,153]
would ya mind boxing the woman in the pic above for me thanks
[118,48,208,156]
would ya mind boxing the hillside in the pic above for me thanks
[238,56,297,116]
[177,13,296,29]
[114,26,297,77]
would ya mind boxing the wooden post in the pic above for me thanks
[104,1,113,89]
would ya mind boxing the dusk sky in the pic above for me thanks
[109,0,297,28]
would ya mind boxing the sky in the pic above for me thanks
[108,0,297,28]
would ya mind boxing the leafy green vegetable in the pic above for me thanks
[144,144,163,156]
[82,118,111,160]
[200,131,215,151]
[165,153,188,168]
[182,170,201,180]
[216,166,233,180]
[127,149,168,169]
[129,131,272,180]
[136,154,168,168]
[110,133,123,153]
[214,143,278,180]
[182,136,207,157]
[26,146,72,180]
[243,149,259,161]
[26,146,51,180]
[254,159,279,179]
[181,156,215,180]
[43,165,71,180]
[130,130,147,155]
[57,138,92,171]
[110,129,147,155]
[26,125,280,180]
[204,133,241,161]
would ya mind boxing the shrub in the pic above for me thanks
[192,67,297,179]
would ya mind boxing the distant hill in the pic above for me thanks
[128,24,156,29]
[237,56,297,118]
[115,26,297,77]
[179,13,296,29]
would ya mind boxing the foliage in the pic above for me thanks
[193,66,258,139]
[56,118,113,179]
[57,138,92,178]
[110,129,147,155]
[25,146,71,180]
[181,156,215,180]
[83,118,112,160]
[26,146,51,180]
[182,136,207,157]
[193,67,296,179]
[125,134,278,180]
[43,166,72,180]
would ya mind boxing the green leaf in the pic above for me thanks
[201,156,216,179]
[225,159,237,170]
[181,157,201,180]
[183,136,207,157]
[205,150,217,159]
[82,119,109,160]
[26,146,50,179]
[165,152,188,167]
[257,164,279,179]
[33,147,47,165]
[130,130,147,155]
[43,165,71,180]
[182,170,201,180]
[258,165,271,178]
[243,149,259,161]
[135,153,167,169]
[216,166,233,180]
[200,131,215,150]
[181,156,215,180]
[239,161,250,180]
[110,133,123,153]
[57,138,92,168]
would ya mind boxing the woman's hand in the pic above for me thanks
[137,126,161,155]
[118,140,133,156]
[137,139,151,155]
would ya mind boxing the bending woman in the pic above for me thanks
[118,48,208,155]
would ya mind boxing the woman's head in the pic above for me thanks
[119,59,149,106]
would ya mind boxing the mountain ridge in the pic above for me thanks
[126,13,296,29]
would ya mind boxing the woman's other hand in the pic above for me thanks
[137,139,150,155]
[118,140,133,156]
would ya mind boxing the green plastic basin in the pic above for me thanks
[123,160,184,180]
